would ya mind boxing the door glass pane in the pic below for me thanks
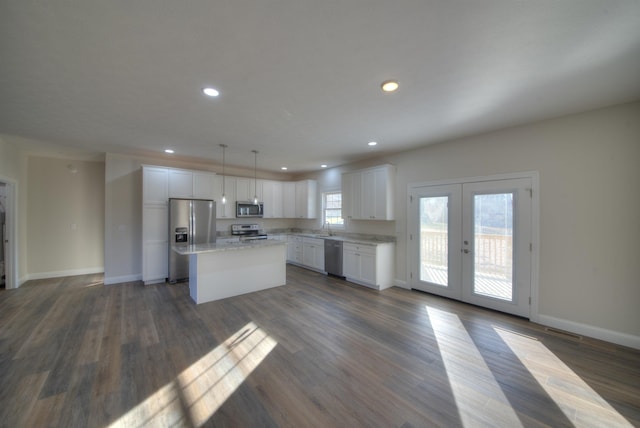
[420,196,448,286]
[473,193,513,301]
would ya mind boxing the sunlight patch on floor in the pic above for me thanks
[109,321,277,427]
[494,326,633,427]
[427,306,523,427]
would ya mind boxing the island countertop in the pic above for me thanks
[173,240,286,255]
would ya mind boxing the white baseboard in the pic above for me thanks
[394,279,409,289]
[537,314,640,350]
[104,274,143,285]
[25,267,104,281]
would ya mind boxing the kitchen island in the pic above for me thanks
[173,240,287,304]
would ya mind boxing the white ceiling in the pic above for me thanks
[1,1,639,173]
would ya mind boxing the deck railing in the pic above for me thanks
[420,230,512,277]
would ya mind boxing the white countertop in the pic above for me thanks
[290,233,394,246]
[173,240,286,255]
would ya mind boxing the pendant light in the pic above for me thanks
[219,144,227,204]
[252,150,259,205]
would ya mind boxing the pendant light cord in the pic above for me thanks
[252,150,258,204]
[220,144,227,204]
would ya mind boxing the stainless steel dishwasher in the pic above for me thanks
[324,239,344,277]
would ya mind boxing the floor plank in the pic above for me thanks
[0,266,638,427]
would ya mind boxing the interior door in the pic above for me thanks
[409,177,532,318]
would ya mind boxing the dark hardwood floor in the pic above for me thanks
[1,266,638,427]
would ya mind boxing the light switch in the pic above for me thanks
[70,223,77,231]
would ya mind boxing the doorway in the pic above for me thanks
[408,173,537,318]
[0,179,16,289]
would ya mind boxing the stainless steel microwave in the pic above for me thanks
[236,201,264,217]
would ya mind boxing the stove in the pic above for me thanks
[231,224,268,241]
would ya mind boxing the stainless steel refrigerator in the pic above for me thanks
[169,198,216,283]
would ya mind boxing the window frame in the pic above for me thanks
[322,190,344,228]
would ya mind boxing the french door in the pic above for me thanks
[409,177,533,318]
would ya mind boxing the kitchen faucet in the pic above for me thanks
[325,221,333,236]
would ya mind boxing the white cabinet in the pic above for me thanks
[142,166,169,284]
[341,171,356,220]
[361,165,395,220]
[143,166,168,204]
[141,161,169,284]
[287,235,304,264]
[283,182,296,218]
[343,242,395,290]
[168,169,194,198]
[342,165,395,221]
[282,180,317,219]
[212,175,236,219]
[262,180,284,218]
[193,172,216,199]
[302,237,325,272]
[236,178,262,202]
[295,180,317,219]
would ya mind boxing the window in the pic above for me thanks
[323,191,344,226]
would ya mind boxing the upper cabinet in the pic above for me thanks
[342,164,395,221]
[168,169,218,200]
[281,181,316,219]
[142,164,316,220]
[262,180,284,218]
[212,175,236,219]
[236,178,263,203]
[193,172,215,199]
[295,180,317,219]
[282,182,296,218]
[168,169,194,198]
[143,166,169,204]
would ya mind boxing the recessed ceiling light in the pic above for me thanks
[368,141,378,146]
[203,87,220,97]
[281,166,288,170]
[164,149,175,154]
[381,80,399,92]
[321,164,328,168]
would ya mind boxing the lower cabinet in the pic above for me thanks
[343,242,394,290]
[142,204,168,284]
[287,235,304,265]
[284,235,395,288]
[302,238,325,272]
[286,235,325,272]
[143,241,168,284]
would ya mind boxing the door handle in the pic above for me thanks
[462,249,471,254]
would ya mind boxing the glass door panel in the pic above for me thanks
[420,196,449,286]
[473,193,514,301]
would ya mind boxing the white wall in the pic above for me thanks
[307,101,640,344]
[26,156,105,278]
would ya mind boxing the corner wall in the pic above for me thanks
[26,156,105,278]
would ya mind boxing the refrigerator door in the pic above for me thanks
[169,198,216,283]
[169,199,191,283]
[191,199,216,245]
